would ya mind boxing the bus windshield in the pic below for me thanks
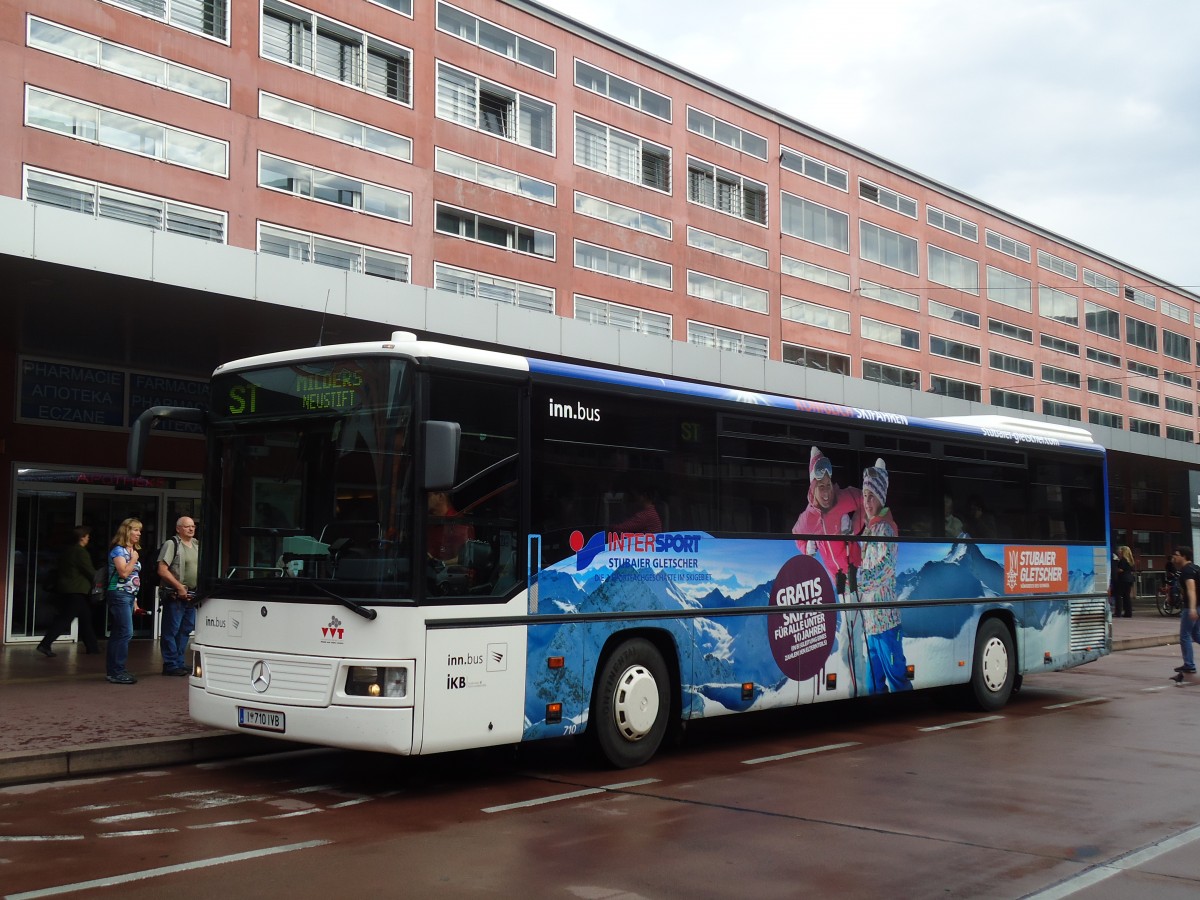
[206,358,414,600]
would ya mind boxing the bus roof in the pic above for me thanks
[214,332,1103,455]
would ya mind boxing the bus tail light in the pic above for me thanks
[825,673,837,691]
[192,653,202,679]
[346,666,408,698]
[546,702,562,723]
[905,664,915,681]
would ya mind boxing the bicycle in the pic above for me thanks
[1158,574,1183,617]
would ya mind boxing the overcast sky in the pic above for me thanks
[534,0,1200,293]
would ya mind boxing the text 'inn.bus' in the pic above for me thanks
[129,331,1111,768]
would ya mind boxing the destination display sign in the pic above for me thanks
[213,359,395,421]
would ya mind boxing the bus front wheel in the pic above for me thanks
[969,619,1015,711]
[592,638,670,769]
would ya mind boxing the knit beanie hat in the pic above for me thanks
[862,458,889,504]
[809,446,833,482]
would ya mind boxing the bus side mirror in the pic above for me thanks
[423,421,460,491]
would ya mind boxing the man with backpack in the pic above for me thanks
[157,516,199,676]
[1169,546,1200,685]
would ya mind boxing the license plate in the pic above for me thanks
[238,706,285,733]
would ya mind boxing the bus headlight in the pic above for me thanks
[345,666,407,698]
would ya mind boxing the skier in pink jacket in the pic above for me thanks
[792,446,867,694]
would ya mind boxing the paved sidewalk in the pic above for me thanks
[0,603,1183,786]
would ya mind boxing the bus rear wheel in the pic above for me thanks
[969,619,1015,711]
[592,638,670,769]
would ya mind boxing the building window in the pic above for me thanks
[260,222,410,281]
[1166,426,1193,443]
[688,228,766,267]
[1163,329,1191,364]
[781,192,848,252]
[435,263,554,313]
[1038,285,1078,326]
[259,153,411,221]
[262,0,411,104]
[861,317,920,350]
[985,229,1031,262]
[1125,316,1158,352]
[1124,285,1156,310]
[574,115,669,191]
[988,318,1033,344]
[437,62,553,152]
[574,59,670,121]
[928,245,979,294]
[990,352,1033,379]
[1166,396,1193,416]
[578,193,671,239]
[438,148,554,205]
[1085,301,1120,340]
[991,389,1034,412]
[686,271,768,314]
[779,147,848,190]
[782,343,850,375]
[29,17,230,105]
[1128,387,1160,408]
[781,256,850,291]
[687,322,767,358]
[930,300,979,328]
[1087,377,1122,399]
[25,166,226,242]
[860,280,918,312]
[1036,249,1078,281]
[1040,334,1079,356]
[574,240,671,289]
[435,203,554,259]
[687,107,767,159]
[1127,359,1158,379]
[367,0,411,13]
[860,221,918,275]
[927,207,977,241]
[1089,409,1122,429]
[103,0,228,41]
[574,295,670,338]
[986,266,1032,312]
[781,297,850,333]
[1084,269,1119,296]
[929,336,980,365]
[26,87,228,176]
[1129,418,1160,437]
[863,360,920,390]
[1164,370,1193,388]
[437,2,554,74]
[1041,365,1080,389]
[930,376,981,402]
[1043,400,1082,421]
[262,93,412,161]
[1087,347,1122,367]
[858,179,916,218]
[1162,299,1190,324]
[687,158,767,225]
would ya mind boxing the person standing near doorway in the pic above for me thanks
[106,517,145,685]
[157,516,199,677]
[36,525,100,657]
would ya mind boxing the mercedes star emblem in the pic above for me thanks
[250,660,271,693]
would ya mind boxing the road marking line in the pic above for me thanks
[483,787,604,813]
[742,741,861,765]
[263,808,323,819]
[0,836,84,843]
[98,829,178,838]
[918,715,1004,732]
[601,778,660,790]
[286,784,336,794]
[187,819,255,830]
[3,839,330,900]
[1043,697,1107,710]
[328,798,372,809]
[1142,686,1169,692]
[93,809,179,824]
[1023,822,1200,899]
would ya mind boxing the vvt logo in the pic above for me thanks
[321,615,345,640]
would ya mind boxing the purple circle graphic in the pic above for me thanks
[768,554,837,682]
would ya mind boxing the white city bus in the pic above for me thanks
[131,332,1111,767]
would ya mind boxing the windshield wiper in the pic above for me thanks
[311,581,378,620]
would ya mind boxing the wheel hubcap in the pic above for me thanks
[613,664,659,740]
[980,637,1009,692]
